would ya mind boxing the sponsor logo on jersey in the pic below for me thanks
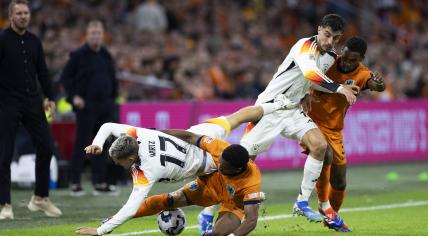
[226,184,235,197]
[345,79,355,85]
[188,181,198,191]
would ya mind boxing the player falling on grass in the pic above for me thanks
[236,14,358,225]
[127,131,262,236]
[300,37,385,232]
[74,96,293,235]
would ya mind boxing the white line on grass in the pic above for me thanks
[110,200,428,236]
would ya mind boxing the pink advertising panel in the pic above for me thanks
[120,100,428,170]
[119,102,193,129]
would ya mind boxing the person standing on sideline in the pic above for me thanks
[61,20,119,196]
[0,0,62,220]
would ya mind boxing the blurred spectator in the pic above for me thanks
[133,0,167,33]
[1,0,428,101]
[60,20,120,196]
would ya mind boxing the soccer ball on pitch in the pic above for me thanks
[157,208,186,235]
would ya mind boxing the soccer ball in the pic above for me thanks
[157,208,186,235]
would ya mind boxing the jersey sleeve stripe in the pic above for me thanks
[196,135,205,147]
[132,168,150,186]
[203,117,231,136]
[243,200,261,205]
[304,70,340,92]
[300,40,314,55]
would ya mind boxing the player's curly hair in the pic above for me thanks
[320,14,345,33]
[109,135,139,160]
[346,37,367,57]
[222,144,250,169]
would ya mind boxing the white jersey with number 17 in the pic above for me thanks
[93,122,216,235]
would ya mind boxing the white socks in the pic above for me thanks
[201,205,218,216]
[320,201,331,210]
[298,155,323,202]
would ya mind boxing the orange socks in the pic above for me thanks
[135,193,170,217]
[329,188,345,212]
[316,164,331,203]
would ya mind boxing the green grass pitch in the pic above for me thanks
[1,161,427,236]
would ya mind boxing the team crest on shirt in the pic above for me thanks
[204,137,214,144]
[345,79,355,85]
[226,184,235,197]
[188,181,199,191]
[322,63,330,72]
[252,144,261,153]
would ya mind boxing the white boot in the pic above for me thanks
[0,204,14,220]
[28,196,62,217]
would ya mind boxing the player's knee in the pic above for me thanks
[212,227,232,236]
[309,138,327,156]
[165,194,174,208]
[331,178,346,190]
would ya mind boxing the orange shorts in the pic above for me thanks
[299,127,346,165]
[183,173,245,220]
[318,126,346,165]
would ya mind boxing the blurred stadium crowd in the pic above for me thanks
[1,0,428,102]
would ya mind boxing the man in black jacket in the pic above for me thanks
[61,20,119,196]
[0,0,62,219]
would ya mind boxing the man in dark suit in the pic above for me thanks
[0,0,62,219]
[61,20,119,196]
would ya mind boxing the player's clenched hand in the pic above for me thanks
[75,227,98,235]
[300,94,319,113]
[337,86,357,105]
[344,84,360,95]
[372,71,384,84]
[84,145,102,155]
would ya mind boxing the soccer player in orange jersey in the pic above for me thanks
[121,131,262,236]
[302,37,385,232]
[144,131,263,236]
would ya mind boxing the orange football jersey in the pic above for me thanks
[197,136,263,206]
[308,57,372,130]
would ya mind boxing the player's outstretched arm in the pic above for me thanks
[161,130,200,145]
[93,182,154,235]
[230,204,259,236]
[91,123,135,152]
[294,39,357,104]
[367,72,385,92]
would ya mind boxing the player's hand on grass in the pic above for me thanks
[84,145,102,155]
[75,227,98,235]
[337,85,357,105]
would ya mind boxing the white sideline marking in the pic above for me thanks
[110,200,428,236]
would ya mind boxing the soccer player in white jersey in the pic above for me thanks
[239,14,359,223]
[74,96,293,235]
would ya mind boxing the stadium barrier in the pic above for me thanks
[118,100,428,170]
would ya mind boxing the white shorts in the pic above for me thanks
[187,117,229,175]
[240,108,318,155]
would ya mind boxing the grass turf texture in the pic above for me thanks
[1,161,427,236]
